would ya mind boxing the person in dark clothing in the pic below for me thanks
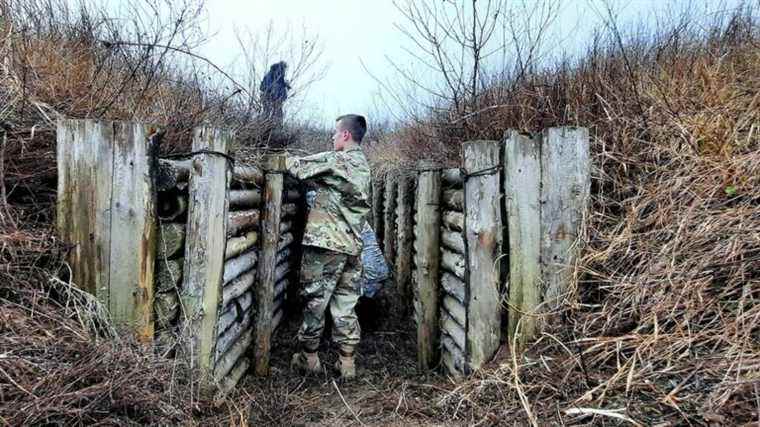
[260,61,290,129]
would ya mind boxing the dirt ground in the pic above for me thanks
[236,296,462,426]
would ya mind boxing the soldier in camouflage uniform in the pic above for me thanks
[286,114,372,379]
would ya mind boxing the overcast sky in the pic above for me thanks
[195,0,744,126]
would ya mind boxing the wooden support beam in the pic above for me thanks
[227,210,260,237]
[395,173,415,313]
[229,189,261,209]
[504,130,542,347]
[372,178,385,252]
[382,174,398,267]
[253,154,286,376]
[412,160,441,370]
[181,127,231,376]
[463,140,503,372]
[540,127,590,311]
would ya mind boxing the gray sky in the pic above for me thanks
[196,0,744,126]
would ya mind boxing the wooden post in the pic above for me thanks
[253,154,286,376]
[503,130,542,346]
[181,128,231,375]
[372,177,385,252]
[413,160,441,370]
[540,127,590,309]
[382,174,398,272]
[56,119,157,342]
[395,172,415,312]
[463,140,503,371]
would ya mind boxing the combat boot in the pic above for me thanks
[334,354,356,380]
[290,351,321,374]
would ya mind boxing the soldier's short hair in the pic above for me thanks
[336,114,367,142]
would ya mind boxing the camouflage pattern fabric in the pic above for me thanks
[285,146,371,256]
[297,247,362,354]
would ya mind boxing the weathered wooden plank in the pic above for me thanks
[382,174,398,265]
[109,123,157,342]
[441,228,465,254]
[229,189,262,209]
[442,168,464,187]
[372,178,385,252]
[442,211,464,232]
[441,310,466,351]
[463,140,503,371]
[218,356,250,392]
[156,223,185,259]
[155,258,183,292]
[412,160,441,370]
[222,249,257,284]
[56,121,75,288]
[441,249,466,280]
[181,127,231,375]
[442,189,464,211]
[227,210,260,237]
[218,291,253,333]
[233,164,264,186]
[540,127,590,311]
[225,231,259,260]
[253,155,286,376]
[214,329,253,381]
[443,295,466,328]
[395,173,415,313]
[156,158,191,191]
[157,193,188,221]
[441,272,466,304]
[222,270,256,308]
[504,130,542,346]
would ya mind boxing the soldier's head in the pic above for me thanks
[333,114,367,150]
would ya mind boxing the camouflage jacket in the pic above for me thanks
[285,146,371,256]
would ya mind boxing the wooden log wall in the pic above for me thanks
[273,180,303,333]
[154,159,191,355]
[438,167,468,377]
[214,160,264,389]
[395,172,416,315]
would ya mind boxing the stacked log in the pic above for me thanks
[214,165,264,388]
[272,185,302,332]
[154,159,191,355]
[439,167,468,377]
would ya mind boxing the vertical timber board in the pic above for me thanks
[540,127,590,310]
[56,120,114,303]
[182,128,231,374]
[413,161,441,370]
[463,140,503,370]
[254,155,286,376]
[109,122,156,341]
[395,173,415,310]
[503,130,542,347]
[382,174,398,272]
[372,177,385,252]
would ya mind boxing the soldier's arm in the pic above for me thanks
[285,151,337,180]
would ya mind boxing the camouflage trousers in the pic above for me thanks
[297,246,362,355]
